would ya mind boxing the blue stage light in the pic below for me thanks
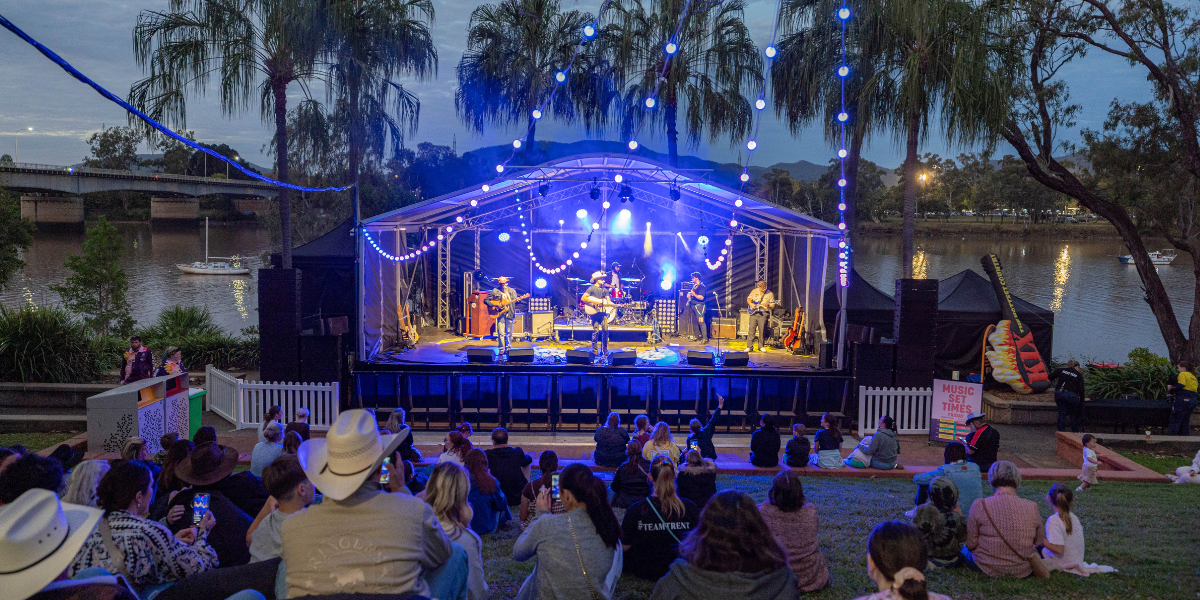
[498,232,510,242]
[535,277,548,289]
[660,263,676,290]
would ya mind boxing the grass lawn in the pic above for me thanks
[0,431,80,452]
[1116,450,1194,476]
[478,474,1198,600]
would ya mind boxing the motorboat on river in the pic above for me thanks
[1118,249,1177,265]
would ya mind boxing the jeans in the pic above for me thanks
[496,315,514,350]
[590,312,609,353]
[694,304,707,341]
[1054,389,1083,432]
[915,484,929,506]
[424,542,470,600]
[960,547,983,572]
[870,457,896,470]
[1169,390,1198,436]
[748,312,769,350]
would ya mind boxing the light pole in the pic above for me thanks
[226,154,239,179]
[14,127,31,163]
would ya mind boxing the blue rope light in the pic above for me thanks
[0,13,352,193]
[836,1,851,287]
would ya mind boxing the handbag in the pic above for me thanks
[98,518,134,583]
[567,515,603,600]
[981,498,1051,579]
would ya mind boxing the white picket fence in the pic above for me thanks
[858,386,933,435]
[205,365,340,431]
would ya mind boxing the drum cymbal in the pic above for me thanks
[567,277,588,282]
[620,277,643,282]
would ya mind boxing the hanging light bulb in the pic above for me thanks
[614,174,624,183]
[747,140,757,150]
[470,199,478,207]
[592,222,600,230]
[580,241,588,249]
[456,216,463,223]
[602,200,611,209]
[645,97,656,108]
[730,219,738,227]
[838,149,848,158]
[765,46,776,58]
[838,222,847,230]
[481,184,489,192]
[725,238,732,246]
[838,203,847,211]
[735,199,743,207]
[496,164,504,172]
[555,71,566,83]
[665,42,677,54]
[584,24,596,37]
[755,98,766,110]
[740,173,750,182]
[513,139,522,148]
[837,112,849,122]
[839,7,850,19]
[838,66,849,77]
[628,140,638,150]
[532,109,542,119]
[838,178,847,187]
[446,226,454,232]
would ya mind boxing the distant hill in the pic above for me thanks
[749,159,830,182]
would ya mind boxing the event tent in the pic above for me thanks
[935,269,1055,374]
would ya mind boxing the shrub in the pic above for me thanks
[136,305,221,340]
[1084,348,1175,400]
[134,305,258,371]
[0,305,104,383]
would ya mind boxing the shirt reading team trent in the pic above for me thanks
[620,497,699,580]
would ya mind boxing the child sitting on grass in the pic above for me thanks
[783,423,810,468]
[1077,434,1098,492]
[247,454,315,562]
[1040,484,1116,576]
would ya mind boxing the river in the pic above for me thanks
[2,223,271,335]
[851,236,1194,364]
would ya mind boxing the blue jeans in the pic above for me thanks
[870,457,896,470]
[960,547,983,572]
[1054,389,1082,432]
[424,542,470,600]
[1169,390,1197,436]
[496,316,514,350]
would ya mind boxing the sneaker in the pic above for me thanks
[1075,485,1085,492]
[903,508,917,519]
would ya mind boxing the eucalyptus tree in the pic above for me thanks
[605,0,762,166]
[456,0,614,150]
[130,0,321,268]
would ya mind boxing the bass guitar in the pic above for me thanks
[486,293,531,316]
[398,303,419,347]
[981,254,1051,394]
[781,307,805,352]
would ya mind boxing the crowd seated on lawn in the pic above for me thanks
[1,409,1134,600]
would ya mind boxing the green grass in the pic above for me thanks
[478,474,1199,600]
[0,431,80,452]
[1116,450,1194,476]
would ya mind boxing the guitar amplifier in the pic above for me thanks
[738,309,749,337]
[512,312,526,336]
[527,311,554,339]
[711,317,737,339]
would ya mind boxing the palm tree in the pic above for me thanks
[131,0,321,269]
[605,0,762,166]
[456,0,613,150]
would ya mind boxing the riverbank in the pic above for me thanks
[860,218,1120,239]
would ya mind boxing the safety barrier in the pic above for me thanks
[205,365,339,430]
[858,386,933,435]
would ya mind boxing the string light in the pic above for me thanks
[365,231,437,263]
[836,0,852,288]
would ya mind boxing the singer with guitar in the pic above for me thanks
[746,280,776,352]
[683,272,708,344]
[486,276,528,353]
[581,271,614,355]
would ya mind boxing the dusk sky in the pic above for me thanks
[0,0,1154,172]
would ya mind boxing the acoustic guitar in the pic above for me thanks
[781,307,805,352]
[486,293,531,316]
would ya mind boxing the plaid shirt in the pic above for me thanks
[69,510,218,592]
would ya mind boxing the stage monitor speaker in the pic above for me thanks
[566,349,593,365]
[895,344,936,373]
[528,311,555,339]
[507,348,535,363]
[711,317,737,340]
[609,350,637,366]
[687,351,716,366]
[853,342,895,372]
[722,351,749,367]
[856,368,893,388]
[818,342,836,369]
[894,370,934,389]
[467,348,497,363]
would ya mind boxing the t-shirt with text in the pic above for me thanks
[620,497,699,580]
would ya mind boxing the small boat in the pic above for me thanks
[176,217,250,275]
[1118,249,1177,265]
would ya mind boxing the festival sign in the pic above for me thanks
[929,379,983,442]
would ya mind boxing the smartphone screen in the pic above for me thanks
[551,473,560,501]
[192,492,210,526]
[379,457,391,486]
[688,440,699,452]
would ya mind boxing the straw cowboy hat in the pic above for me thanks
[299,409,407,501]
[176,442,239,486]
[590,271,607,283]
[497,276,511,283]
[0,489,103,600]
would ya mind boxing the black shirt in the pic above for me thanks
[687,282,707,305]
[485,446,532,506]
[750,427,781,467]
[621,497,700,580]
[1051,367,1085,397]
[685,406,721,460]
[814,428,843,451]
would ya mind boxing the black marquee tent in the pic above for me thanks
[822,269,896,334]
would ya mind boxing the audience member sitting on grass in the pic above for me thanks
[594,412,631,468]
[686,395,725,460]
[1173,448,1200,483]
[758,470,830,593]
[808,413,844,469]
[425,462,489,600]
[847,416,900,469]
[438,431,472,466]
[284,407,310,442]
[149,440,194,521]
[964,461,1048,578]
[912,477,968,569]
[258,406,282,444]
[247,454,313,563]
[650,489,798,600]
[284,409,461,599]
[282,431,302,455]
[1040,484,1115,576]
[611,441,652,509]
[512,464,624,600]
[385,407,421,462]
[69,460,218,597]
[851,520,950,600]
[911,442,981,516]
[122,437,162,485]
[405,459,428,494]
[166,442,268,567]
[622,457,700,580]
[750,414,782,468]
[63,460,110,508]
[249,421,284,478]
[154,433,178,465]
[676,449,717,508]
[643,422,682,464]
[0,453,64,506]
[486,427,532,505]
[464,449,512,535]
[521,451,565,526]
[783,423,810,468]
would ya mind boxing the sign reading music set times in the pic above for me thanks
[929,379,983,443]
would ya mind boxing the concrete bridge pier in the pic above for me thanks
[150,197,199,223]
[20,196,84,230]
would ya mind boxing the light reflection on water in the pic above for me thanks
[846,236,1195,363]
[2,223,271,333]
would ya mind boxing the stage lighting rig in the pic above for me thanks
[538,181,550,197]
[589,178,601,200]
[669,180,681,202]
[619,184,633,203]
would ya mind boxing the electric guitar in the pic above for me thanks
[781,307,805,352]
[486,292,531,316]
[398,303,419,347]
[748,294,774,316]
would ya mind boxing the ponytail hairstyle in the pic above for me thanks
[426,462,472,531]
[680,489,787,573]
[1047,483,1074,535]
[867,521,930,600]
[537,450,559,490]
[822,412,842,440]
[559,463,621,548]
[881,415,897,433]
[96,460,151,515]
[446,431,471,461]
[283,431,303,455]
[634,414,650,434]
[263,406,282,432]
[650,456,685,518]
[158,439,194,493]
[464,448,498,494]
[620,440,645,475]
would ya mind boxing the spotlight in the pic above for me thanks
[539,182,550,197]
[576,208,588,219]
[618,208,631,218]
[619,184,633,202]
[535,277,548,289]
[590,179,601,200]
[665,42,677,54]
[559,219,565,226]
[670,187,680,202]
[498,232,510,242]
[698,235,709,246]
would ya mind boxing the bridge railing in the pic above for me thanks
[0,162,275,187]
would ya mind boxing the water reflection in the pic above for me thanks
[912,249,928,280]
[230,278,249,320]
[1050,245,1071,312]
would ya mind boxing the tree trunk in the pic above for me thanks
[524,117,537,153]
[665,101,679,167]
[349,72,361,226]
[902,108,920,278]
[272,79,292,269]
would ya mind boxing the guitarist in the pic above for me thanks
[582,271,612,355]
[487,276,520,353]
[685,272,709,344]
[746,280,777,353]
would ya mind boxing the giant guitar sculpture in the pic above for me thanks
[981,254,1051,394]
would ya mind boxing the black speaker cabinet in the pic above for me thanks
[299,335,341,383]
[507,348,535,362]
[467,348,497,363]
[856,369,893,388]
[818,342,836,369]
[894,370,934,389]
[687,351,716,366]
[609,350,637,366]
[566,349,593,365]
[894,278,939,346]
[895,344,936,373]
[722,351,749,367]
[853,343,895,372]
[259,268,301,382]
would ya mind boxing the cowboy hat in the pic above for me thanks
[176,442,239,486]
[0,488,103,600]
[497,276,511,283]
[964,412,987,424]
[590,270,607,283]
[299,410,407,501]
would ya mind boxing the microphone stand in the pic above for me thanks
[712,291,723,366]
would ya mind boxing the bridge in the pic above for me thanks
[0,162,279,198]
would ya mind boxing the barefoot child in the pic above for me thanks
[1077,434,1098,492]
[1041,484,1116,576]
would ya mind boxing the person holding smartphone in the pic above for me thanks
[686,395,724,461]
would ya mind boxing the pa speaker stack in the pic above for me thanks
[259,269,301,382]
[609,350,637,366]
[893,279,938,388]
[566,349,593,365]
[852,342,894,388]
[722,351,749,367]
[507,348,535,363]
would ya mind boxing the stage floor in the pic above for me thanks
[371,328,822,371]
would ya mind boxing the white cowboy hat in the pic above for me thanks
[497,276,511,283]
[299,409,407,501]
[0,488,103,600]
[590,271,607,283]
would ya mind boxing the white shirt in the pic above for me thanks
[1082,447,1098,468]
[1043,512,1085,567]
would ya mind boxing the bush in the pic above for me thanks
[133,305,258,371]
[1084,347,1176,400]
[0,306,105,383]
[136,305,222,340]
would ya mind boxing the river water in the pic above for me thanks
[852,236,1194,363]
[2,225,1191,363]
[1,223,271,335]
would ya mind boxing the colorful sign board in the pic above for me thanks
[929,379,983,442]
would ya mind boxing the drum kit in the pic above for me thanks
[564,276,654,326]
